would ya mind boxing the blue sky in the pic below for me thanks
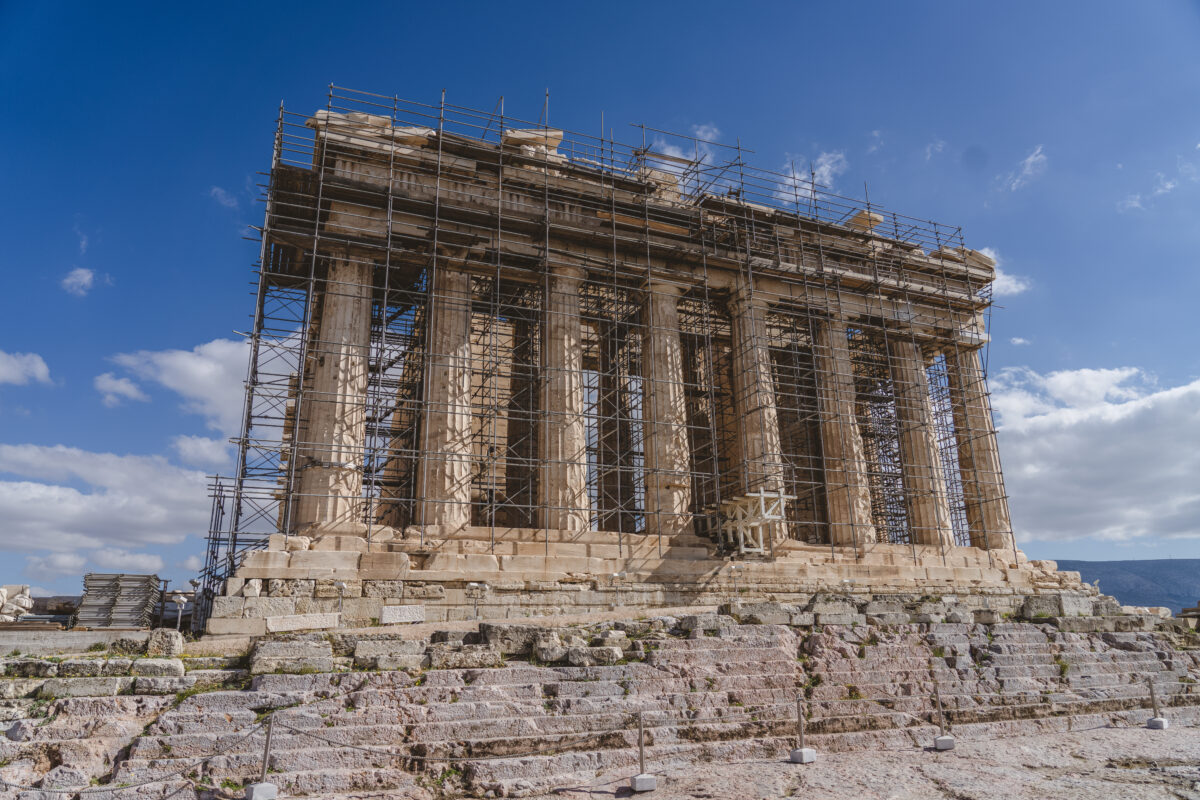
[1,2,1198,594]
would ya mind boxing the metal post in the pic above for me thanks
[931,669,955,750]
[259,713,275,783]
[790,694,815,763]
[1146,677,1168,728]
[934,682,945,737]
[797,696,805,750]
[638,710,645,775]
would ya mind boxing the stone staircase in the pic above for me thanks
[3,618,1197,798]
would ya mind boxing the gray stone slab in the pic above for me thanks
[380,605,425,624]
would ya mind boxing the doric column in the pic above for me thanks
[295,256,373,538]
[946,346,1014,551]
[415,266,473,533]
[503,317,538,529]
[813,319,877,546]
[729,283,786,496]
[641,281,692,537]
[887,336,954,548]
[597,319,638,533]
[538,266,591,532]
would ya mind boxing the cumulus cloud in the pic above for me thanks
[209,186,238,209]
[0,350,51,386]
[993,366,1200,545]
[172,434,233,469]
[812,151,849,189]
[867,130,883,154]
[977,247,1032,297]
[180,554,204,572]
[61,267,95,297]
[0,444,208,559]
[91,548,165,573]
[94,372,149,407]
[112,338,247,434]
[73,223,89,255]
[1010,337,1031,346]
[26,552,87,581]
[1001,145,1048,191]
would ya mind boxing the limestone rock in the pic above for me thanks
[250,639,335,674]
[567,646,623,667]
[480,623,544,655]
[146,628,185,658]
[130,658,185,678]
[243,579,263,598]
[427,643,502,669]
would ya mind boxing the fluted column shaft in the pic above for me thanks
[415,267,474,532]
[295,256,372,536]
[887,337,954,548]
[641,282,693,536]
[813,319,877,546]
[946,346,1014,551]
[730,287,785,496]
[538,266,591,532]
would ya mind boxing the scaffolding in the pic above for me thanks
[200,85,1013,615]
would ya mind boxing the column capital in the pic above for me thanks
[646,278,687,297]
[551,264,587,281]
[729,285,770,314]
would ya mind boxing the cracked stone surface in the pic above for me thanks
[529,726,1200,800]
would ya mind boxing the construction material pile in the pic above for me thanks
[75,573,162,629]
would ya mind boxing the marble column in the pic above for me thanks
[641,281,693,537]
[946,346,1014,552]
[295,256,373,538]
[813,319,877,546]
[887,336,954,548]
[538,266,591,532]
[597,319,638,533]
[415,266,474,533]
[729,284,786,496]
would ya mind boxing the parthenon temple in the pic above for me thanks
[201,87,1074,633]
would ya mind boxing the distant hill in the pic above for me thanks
[1056,559,1200,614]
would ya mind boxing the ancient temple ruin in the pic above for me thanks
[200,86,1068,633]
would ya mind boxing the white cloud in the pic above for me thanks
[0,444,208,557]
[172,434,233,469]
[924,139,946,161]
[94,372,149,407]
[812,151,848,189]
[977,247,1032,297]
[209,186,238,209]
[26,552,87,581]
[1117,194,1144,212]
[91,548,165,573]
[994,367,1200,544]
[0,350,51,386]
[73,224,89,255]
[112,338,247,434]
[993,268,1032,296]
[1151,172,1177,197]
[867,130,883,154]
[61,267,95,297]
[1010,337,1031,346]
[1002,144,1048,191]
[180,555,204,572]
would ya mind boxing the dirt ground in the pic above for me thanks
[531,724,1200,800]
